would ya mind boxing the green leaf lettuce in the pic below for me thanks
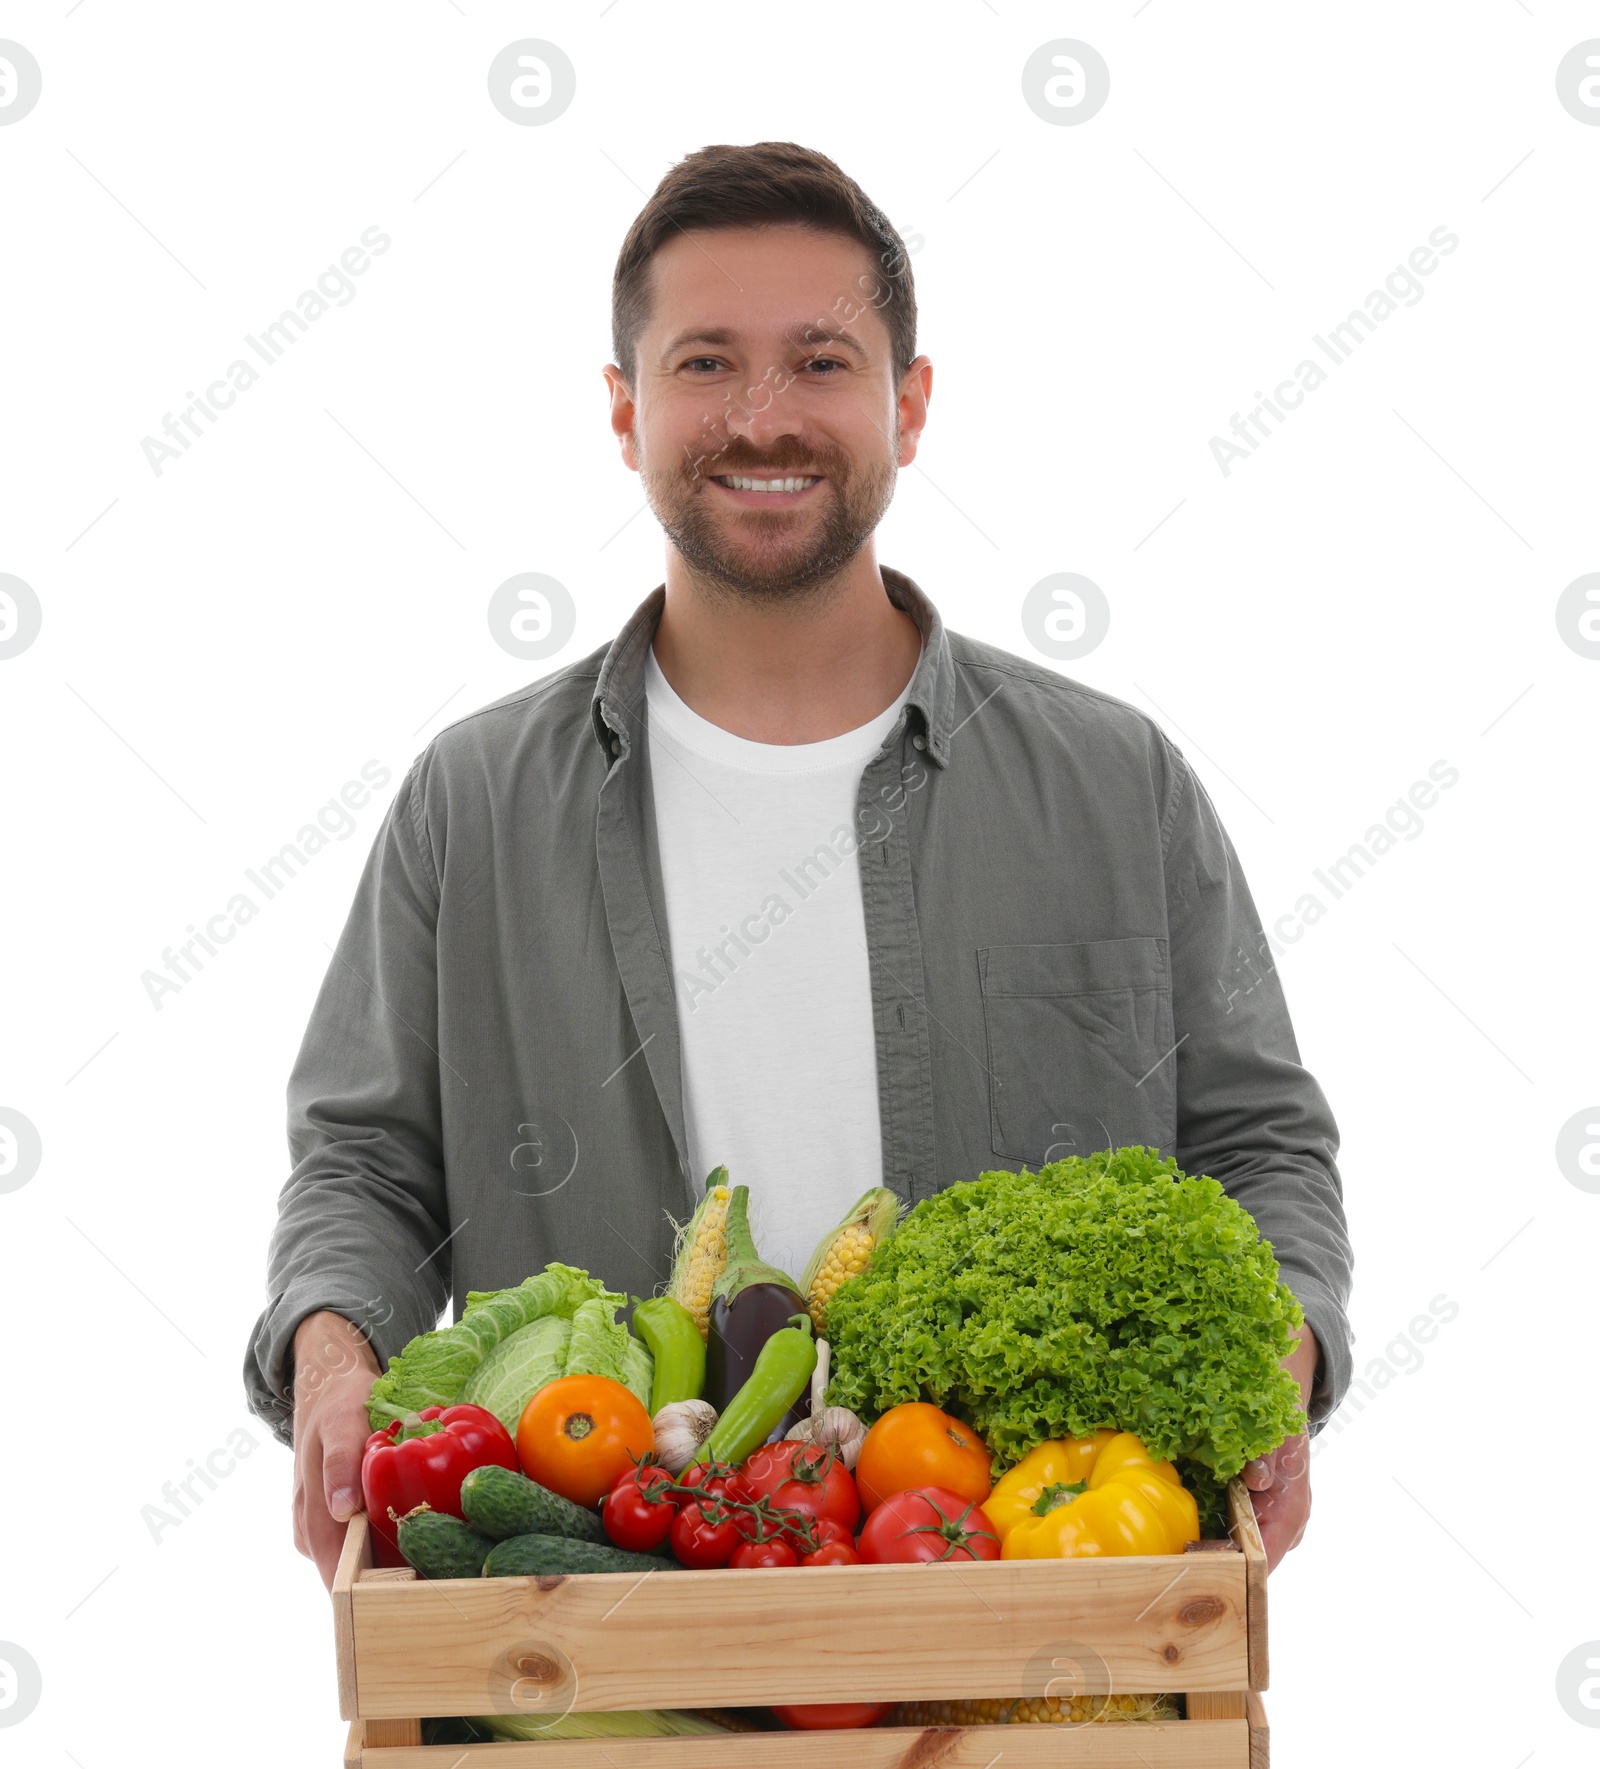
[825,1147,1305,1480]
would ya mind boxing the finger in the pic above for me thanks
[322,1438,364,1524]
[1248,1484,1289,1570]
[1241,1456,1275,1491]
[305,1498,347,1591]
[1257,1514,1288,1574]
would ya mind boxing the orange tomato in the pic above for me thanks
[854,1402,992,1512]
[515,1375,654,1508]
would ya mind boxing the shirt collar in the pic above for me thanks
[591,565,955,767]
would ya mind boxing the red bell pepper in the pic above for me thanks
[361,1404,519,1564]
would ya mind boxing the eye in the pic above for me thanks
[804,357,847,375]
[682,356,725,374]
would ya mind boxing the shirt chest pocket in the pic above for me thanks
[979,938,1176,1167]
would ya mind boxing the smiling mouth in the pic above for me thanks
[710,473,823,494]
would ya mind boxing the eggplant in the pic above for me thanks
[703,1185,811,1435]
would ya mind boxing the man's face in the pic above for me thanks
[609,224,929,601]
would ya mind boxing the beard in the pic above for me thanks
[639,432,898,605]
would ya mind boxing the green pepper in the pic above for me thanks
[693,1314,817,1469]
[631,1295,706,1413]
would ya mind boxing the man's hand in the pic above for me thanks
[291,1310,381,1589]
[1241,1324,1320,1573]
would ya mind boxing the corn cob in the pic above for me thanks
[799,1187,902,1334]
[892,1693,1178,1726]
[471,1710,735,1740]
[666,1170,733,1341]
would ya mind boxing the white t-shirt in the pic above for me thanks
[643,643,918,1282]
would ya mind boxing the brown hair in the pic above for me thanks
[610,141,917,392]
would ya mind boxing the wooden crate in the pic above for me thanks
[334,1481,1270,1766]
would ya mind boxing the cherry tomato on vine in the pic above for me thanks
[677,1460,749,1506]
[602,1462,676,1552]
[806,1516,851,1549]
[772,1466,860,1534]
[765,1488,831,1555]
[739,1440,808,1501]
[729,1537,799,1569]
[742,1442,859,1529]
[669,1499,742,1569]
[799,1539,861,1567]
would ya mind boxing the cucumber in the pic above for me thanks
[482,1532,679,1578]
[458,1464,607,1544]
[396,1507,496,1579]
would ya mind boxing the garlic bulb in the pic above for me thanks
[785,1404,868,1470]
[779,1342,866,1466]
[652,1399,718,1473]
[811,1338,831,1414]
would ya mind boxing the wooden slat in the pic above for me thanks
[360,1720,1251,1767]
[1226,1480,1270,1691]
[332,1513,373,1722]
[344,1720,363,1769]
[360,1567,419,1585]
[1186,1692,1247,1720]
[366,1720,424,1746]
[1247,1690,1269,1769]
[350,1554,1248,1720]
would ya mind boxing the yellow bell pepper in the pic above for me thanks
[990,1431,1199,1559]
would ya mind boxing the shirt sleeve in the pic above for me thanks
[1158,734,1355,1434]
[242,757,453,1448]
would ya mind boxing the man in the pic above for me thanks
[249,141,1353,1588]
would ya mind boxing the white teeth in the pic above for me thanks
[715,474,818,493]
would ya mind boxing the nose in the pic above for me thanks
[719,373,804,452]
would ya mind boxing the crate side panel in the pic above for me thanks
[1227,1480,1270,1692]
[357,1720,1249,1767]
[351,1558,1249,1719]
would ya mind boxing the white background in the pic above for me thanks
[2,4,1596,1764]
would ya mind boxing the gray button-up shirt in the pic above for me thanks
[246,568,1354,1446]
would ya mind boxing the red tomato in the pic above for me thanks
[766,1486,831,1555]
[678,1460,749,1506]
[743,1442,860,1529]
[739,1440,808,1500]
[729,1537,798,1569]
[770,1460,860,1533]
[770,1701,891,1729]
[669,1500,742,1569]
[856,1486,1001,1565]
[800,1540,861,1567]
[602,1463,676,1552]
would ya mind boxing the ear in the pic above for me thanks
[895,355,934,468]
[603,364,640,471]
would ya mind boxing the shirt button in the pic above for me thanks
[610,736,621,756]
[912,733,927,751]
